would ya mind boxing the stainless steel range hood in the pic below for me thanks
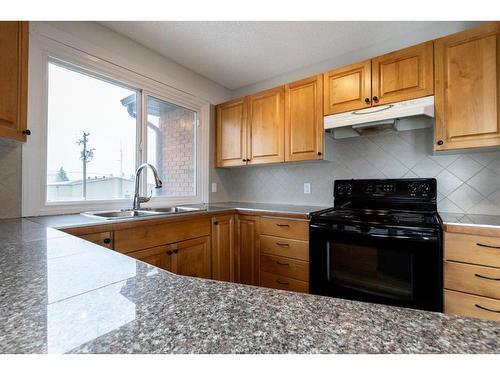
[324,96,435,139]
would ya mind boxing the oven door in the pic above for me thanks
[310,222,442,312]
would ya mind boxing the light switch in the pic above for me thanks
[211,182,217,193]
[304,183,311,194]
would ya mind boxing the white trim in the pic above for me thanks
[23,32,210,217]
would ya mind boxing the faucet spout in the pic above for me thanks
[133,163,162,210]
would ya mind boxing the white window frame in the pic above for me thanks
[23,32,209,216]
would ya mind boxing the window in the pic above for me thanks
[23,36,209,216]
[47,61,138,202]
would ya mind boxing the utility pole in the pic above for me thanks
[76,132,95,199]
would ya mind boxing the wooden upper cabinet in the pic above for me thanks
[246,86,285,165]
[211,215,236,282]
[372,41,434,105]
[323,60,372,115]
[216,98,247,167]
[236,215,260,286]
[285,75,324,162]
[0,21,29,142]
[435,22,500,151]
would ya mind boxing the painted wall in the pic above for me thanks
[212,127,500,216]
[0,139,22,218]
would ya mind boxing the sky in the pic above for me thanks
[47,62,138,182]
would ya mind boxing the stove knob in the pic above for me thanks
[420,183,430,194]
[345,183,353,195]
[408,183,418,194]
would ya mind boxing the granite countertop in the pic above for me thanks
[0,217,498,354]
[26,202,328,230]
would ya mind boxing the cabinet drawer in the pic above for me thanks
[445,261,500,300]
[260,216,309,240]
[260,235,309,261]
[80,231,113,249]
[445,232,500,268]
[260,271,309,293]
[445,289,500,322]
[260,254,309,281]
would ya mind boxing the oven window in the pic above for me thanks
[328,242,414,300]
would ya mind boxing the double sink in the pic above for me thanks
[82,206,205,220]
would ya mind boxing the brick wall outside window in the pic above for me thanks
[158,107,196,196]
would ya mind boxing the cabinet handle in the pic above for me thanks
[103,238,111,244]
[173,249,179,254]
[475,273,500,281]
[276,261,290,266]
[476,243,500,250]
[436,140,444,146]
[475,304,500,314]
[22,129,31,135]
[276,242,290,247]
[276,224,290,227]
[364,97,370,104]
[276,279,289,285]
[167,250,173,255]
[372,96,379,103]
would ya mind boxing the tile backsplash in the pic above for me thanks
[213,127,500,215]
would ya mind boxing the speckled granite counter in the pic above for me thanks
[1,218,499,353]
[26,202,327,230]
[440,212,500,228]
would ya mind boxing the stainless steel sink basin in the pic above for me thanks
[81,209,161,220]
[81,206,205,220]
[147,206,204,214]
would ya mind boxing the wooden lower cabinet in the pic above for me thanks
[236,215,260,286]
[445,290,500,322]
[129,236,211,279]
[79,231,114,249]
[211,215,236,282]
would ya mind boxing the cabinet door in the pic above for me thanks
[246,86,285,165]
[236,215,260,286]
[216,98,247,167]
[174,236,211,279]
[79,231,113,249]
[0,22,28,142]
[285,75,324,162]
[435,23,500,151]
[211,215,236,282]
[372,41,434,105]
[323,60,372,115]
[128,245,171,271]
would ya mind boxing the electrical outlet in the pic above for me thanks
[211,182,217,193]
[304,183,311,194]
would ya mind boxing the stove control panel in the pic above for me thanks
[334,179,436,200]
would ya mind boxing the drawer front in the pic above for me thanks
[260,271,309,293]
[260,235,309,261]
[445,289,500,322]
[260,216,309,241]
[445,232,500,268]
[445,261,500,300]
[260,254,309,281]
[80,231,113,249]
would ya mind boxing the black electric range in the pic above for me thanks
[309,178,443,312]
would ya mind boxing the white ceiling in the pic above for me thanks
[100,21,452,91]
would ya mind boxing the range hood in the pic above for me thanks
[324,96,435,139]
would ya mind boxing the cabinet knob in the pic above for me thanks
[364,98,370,104]
[167,250,173,255]
[173,249,178,254]
[22,129,31,135]
[372,96,379,103]
[317,151,322,156]
[213,221,218,225]
[103,238,111,244]
[242,159,246,162]
[437,140,444,146]
[246,158,251,162]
